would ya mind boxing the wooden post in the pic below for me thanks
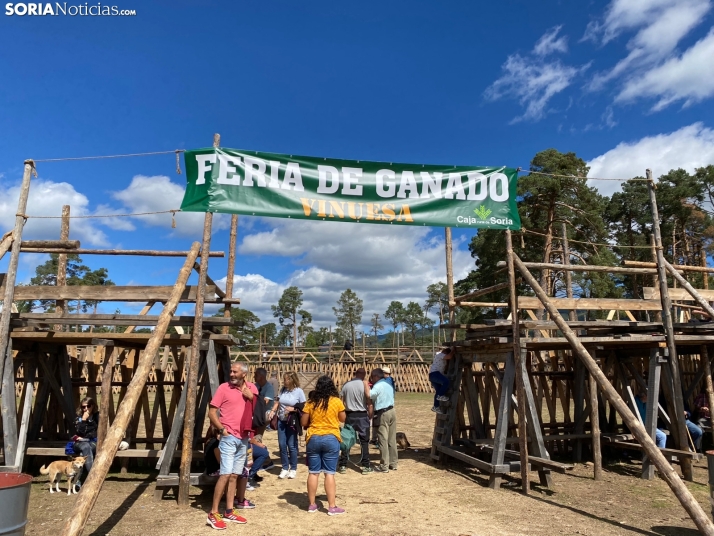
[506,230,529,494]
[1,340,18,467]
[0,160,34,393]
[702,245,709,290]
[513,253,714,535]
[588,367,602,480]
[14,357,36,471]
[561,223,576,323]
[702,345,714,446]
[60,242,201,536]
[223,215,238,335]
[178,133,218,506]
[55,205,70,330]
[648,170,692,480]
[643,347,663,480]
[445,227,455,342]
[96,342,115,452]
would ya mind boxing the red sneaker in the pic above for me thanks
[206,512,227,530]
[223,509,247,524]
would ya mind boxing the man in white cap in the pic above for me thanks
[370,366,396,447]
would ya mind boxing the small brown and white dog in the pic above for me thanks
[39,457,86,495]
[396,432,410,450]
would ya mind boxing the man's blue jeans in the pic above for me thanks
[686,419,703,451]
[277,419,298,470]
[249,443,270,478]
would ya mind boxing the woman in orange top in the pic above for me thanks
[300,375,346,516]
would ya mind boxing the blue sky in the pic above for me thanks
[2,0,714,331]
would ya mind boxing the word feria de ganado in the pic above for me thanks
[180,147,521,230]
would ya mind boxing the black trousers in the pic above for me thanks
[340,411,371,467]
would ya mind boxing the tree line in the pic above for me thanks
[457,148,714,324]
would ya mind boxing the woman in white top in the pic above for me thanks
[429,347,453,413]
[272,371,306,479]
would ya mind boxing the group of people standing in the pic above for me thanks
[205,363,399,529]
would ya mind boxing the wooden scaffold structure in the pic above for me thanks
[431,170,714,534]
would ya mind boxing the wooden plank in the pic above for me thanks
[604,440,703,460]
[518,297,663,311]
[25,447,202,458]
[1,285,219,302]
[9,332,237,347]
[1,340,19,466]
[14,358,36,471]
[15,313,236,327]
[438,445,509,473]
[58,347,76,435]
[489,352,516,489]
[643,348,663,480]
[20,248,225,257]
[156,473,218,487]
[644,287,714,301]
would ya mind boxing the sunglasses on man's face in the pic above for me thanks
[82,405,91,409]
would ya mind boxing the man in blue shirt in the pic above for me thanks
[369,368,397,472]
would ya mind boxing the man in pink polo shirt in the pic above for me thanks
[206,362,259,530]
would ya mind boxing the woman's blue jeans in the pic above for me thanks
[277,419,298,470]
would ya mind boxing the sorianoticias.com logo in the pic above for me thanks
[5,3,136,15]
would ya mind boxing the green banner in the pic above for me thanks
[180,148,521,230]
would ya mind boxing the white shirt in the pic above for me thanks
[430,352,448,374]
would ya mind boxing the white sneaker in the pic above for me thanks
[278,469,289,479]
[245,481,256,491]
[287,470,297,479]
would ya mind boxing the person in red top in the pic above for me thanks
[206,362,259,530]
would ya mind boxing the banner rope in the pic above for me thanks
[518,169,650,182]
[33,149,185,163]
[521,228,655,249]
[22,209,181,219]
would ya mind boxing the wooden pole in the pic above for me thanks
[506,230,529,494]
[55,205,70,330]
[513,253,714,535]
[702,346,714,445]
[561,223,576,323]
[703,246,710,289]
[0,160,34,394]
[445,228,455,342]
[96,342,115,452]
[0,232,12,262]
[648,170,692,480]
[223,215,239,335]
[178,134,218,506]
[588,368,602,480]
[60,242,201,536]
[20,248,224,257]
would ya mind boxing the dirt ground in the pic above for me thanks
[24,393,711,536]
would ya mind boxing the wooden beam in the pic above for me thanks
[193,263,226,298]
[458,297,663,311]
[223,214,239,334]
[520,261,659,275]
[626,260,714,274]
[513,251,714,535]
[61,242,202,536]
[19,248,225,257]
[1,285,219,302]
[454,279,519,303]
[0,232,12,262]
[15,313,236,327]
[21,240,79,249]
[644,287,714,301]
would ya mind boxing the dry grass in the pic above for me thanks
[25,393,709,536]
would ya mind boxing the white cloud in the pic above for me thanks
[109,175,230,237]
[587,122,714,196]
[584,0,712,110]
[0,177,109,246]
[228,220,472,331]
[616,28,714,109]
[533,25,568,56]
[485,54,587,123]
